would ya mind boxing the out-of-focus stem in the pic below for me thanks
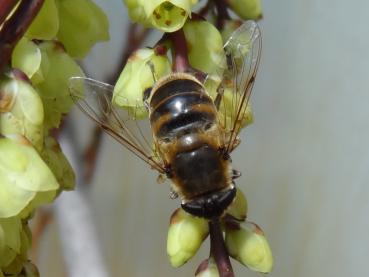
[214,0,230,29]
[209,220,235,277]
[56,119,109,277]
[0,0,44,72]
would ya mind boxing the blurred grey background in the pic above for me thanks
[36,0,369,276]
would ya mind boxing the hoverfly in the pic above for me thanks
[69,20,261,219]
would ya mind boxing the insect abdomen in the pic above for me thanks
[149,77,217,139]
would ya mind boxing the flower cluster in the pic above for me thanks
[0,0,109,275]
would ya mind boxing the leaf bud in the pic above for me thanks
[225,221,273,273]
[167,208,209,267]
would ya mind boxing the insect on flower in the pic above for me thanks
[69,20,261,220]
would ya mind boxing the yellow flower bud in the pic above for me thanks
[113,48,171,119]
[167,208,209,267]
[226,188,248,221]
[225,221,273,273]
[226,0,262,20]
[0,136,59,218]
[0,72,44,151]
[12,38,42,80]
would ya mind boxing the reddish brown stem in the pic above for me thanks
[209,220,235,277]
[0,0,44,72]
[0,0,20,25]
[170,28,191,72]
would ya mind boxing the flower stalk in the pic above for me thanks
[0,0,44,72]
[209,220,234,277]
[170,28,191,72]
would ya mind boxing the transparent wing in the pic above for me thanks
[69,77,166,174]
[205,20,261,153]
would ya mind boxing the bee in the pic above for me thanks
[69,20,261,219]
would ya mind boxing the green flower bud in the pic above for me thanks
[195,258,219,277]
[0,270,3,277]
[226,188,248,221]
[0,136,59,218]
[183,20,225,74]
[225,221,273,273]
[56,0,109,58]
[0,72,44,151]
[0,217,21,268]
[25,0,59,40]
[12,38,42,80]
[146,0,197,32]
[113,48,171,118]
[34,41,84,129]
[123,0,149,25]
[40,136,75,191]
[167,208,209,267]
[2,254,24,275]
[226,0,262,20]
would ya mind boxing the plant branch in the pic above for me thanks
[0,0,44,72]
[0,0,20,25]
[170,28,191,72]
[209,220,235,277]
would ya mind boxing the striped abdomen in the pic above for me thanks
[149,75,216,140]
[149,74,231,202]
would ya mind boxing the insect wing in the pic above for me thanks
[205,20,262,153]
[69,77,166,174]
